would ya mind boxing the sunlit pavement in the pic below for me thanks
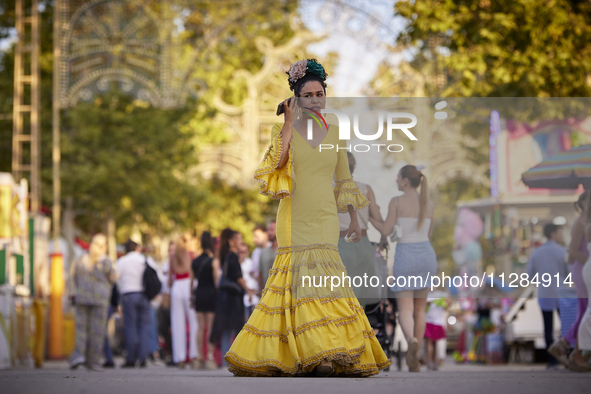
[1,358,590,394]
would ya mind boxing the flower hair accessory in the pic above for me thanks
[288,60,308,83]
[286,58,328,89]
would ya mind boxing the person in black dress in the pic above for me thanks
[209,229,255,367]
[190,231,216,369]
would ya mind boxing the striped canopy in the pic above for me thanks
[521,144,591,189]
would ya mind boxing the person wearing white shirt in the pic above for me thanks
[250,225,269,295]
[239,243,259,319]
[116,239,159,368]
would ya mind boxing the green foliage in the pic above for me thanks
[176,0,298,106]
[0,0,54,178]
[193,176,277,247]
[62,91,203,231]
[395,0,591,97]
[386,1,591,269]
[0,0,297,240]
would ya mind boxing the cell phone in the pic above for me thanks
[276,101,285,116]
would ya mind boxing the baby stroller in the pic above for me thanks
[364,241,401,371]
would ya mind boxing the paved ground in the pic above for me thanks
[1,360,590,394]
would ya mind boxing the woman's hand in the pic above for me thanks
[283,96,296,122]
[246,288,256,303]
[347,219,362,244]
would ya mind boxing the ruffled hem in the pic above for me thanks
[224,244,390,377]
[334,178,370,213]
[254,131,295,199]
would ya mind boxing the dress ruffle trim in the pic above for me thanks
[254,131,295,199]
[226,344,387,377]
[334,178,370,213]
[224,246,390,377]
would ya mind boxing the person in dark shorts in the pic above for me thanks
[191,231,217,369]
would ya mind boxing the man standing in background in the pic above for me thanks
[117,238,158,368]
[250,225,270,296]
[526,224,568,369]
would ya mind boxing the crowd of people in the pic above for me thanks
[65,56,591,375]
[66,164,439,373]
[66,222,280,371]
[65,167,591,375]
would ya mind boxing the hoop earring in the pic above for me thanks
[295,104,302,120]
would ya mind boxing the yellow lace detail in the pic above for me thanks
[225,344,383,377]
[254,131,295,199]
[277,243,339,255]
[269,259,346,277]
[333,178,370,213]
[242,324,290,343]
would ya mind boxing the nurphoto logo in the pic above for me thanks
[304,108,419,153]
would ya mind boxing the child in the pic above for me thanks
[425,296,447,370]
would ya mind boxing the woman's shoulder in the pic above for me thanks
[389,195,401,205]
[194,252,210,263]
[228,251,239,262]
[99,255,112,263]
[573,215,586,229]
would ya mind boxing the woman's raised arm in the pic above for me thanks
[277,97,295,169]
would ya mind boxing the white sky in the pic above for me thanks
[300,0,406,96]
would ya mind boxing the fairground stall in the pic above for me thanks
[0,172,51,369]
[451,109,590,363]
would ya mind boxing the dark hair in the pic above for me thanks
[200,231,213,253]
[253,225,267,233]
[218,228,237,266]
[293,73,327,96]
[124,239,138,254]
[399,165,428,230]
[286,59,328,95]
[543,224,560,240]
[575,190,590,213]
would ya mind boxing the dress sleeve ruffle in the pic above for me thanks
[254,127,295,199]
[334,178,370,213]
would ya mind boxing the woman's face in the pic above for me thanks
[230,233,243,250]
[298,80,326,112]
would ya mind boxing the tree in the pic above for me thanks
[395,0,591,97]
[382,1,591,276]
[61,90,205,232]
[0,0,54,180]
[0,0,303,244]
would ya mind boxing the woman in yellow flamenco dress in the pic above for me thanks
[224,59,390,377]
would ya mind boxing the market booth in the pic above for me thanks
[0,172,51,369]
[452,109,590,363]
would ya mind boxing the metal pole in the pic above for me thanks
[52,0,61,252]
[31,0,40,215]
[12,0,23,182]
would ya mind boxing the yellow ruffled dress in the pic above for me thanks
[224,122,390,376]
